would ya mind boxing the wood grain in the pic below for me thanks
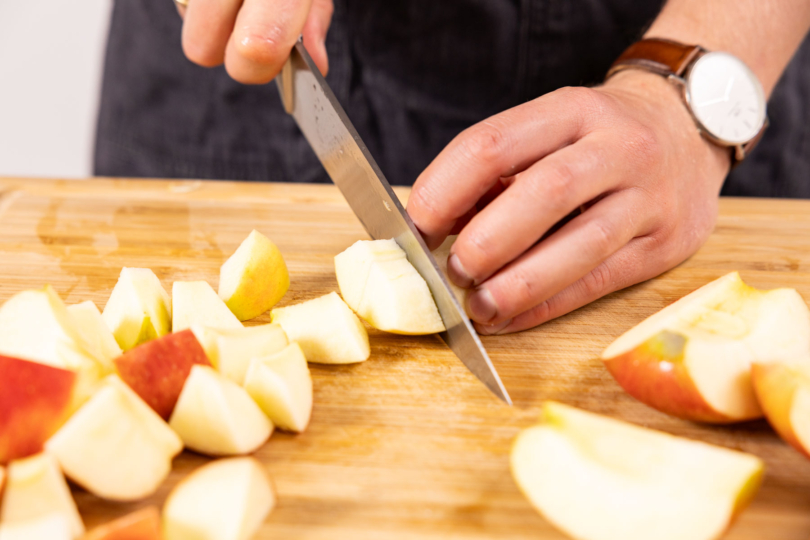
[1,176,810,539]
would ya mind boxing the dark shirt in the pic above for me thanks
[95,0,810,197]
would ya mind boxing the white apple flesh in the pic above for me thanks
[0,515,73,540]
[172,281,242,332]
[67,300,122,372]
[191,323,288,384]
[102,268,172,351]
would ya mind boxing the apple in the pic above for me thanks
[335,239,445,335]
[45,375,183,501]
[271,292,370,364]
[114,329,212,420]
[191,324,288,384]
[601,272,810,423]
[511,401,764,540]
[102,268,172,352]
[0,452,84,539]
[67,300,122,372]
[431,234,468,307]
[172,281,242,332]
[218,229,290,321]
[168,365,272,456]
[751,361,810,458]
[163,456,274,540]
[0,515,73,540]
[83,506,162,540]
[244,342,313,432]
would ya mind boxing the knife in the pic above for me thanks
[276,39,511,405]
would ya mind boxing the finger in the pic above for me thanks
[225,0,312,84]
[301,0,333,75]
[466,188,654,325]
[182,0,243,67]
[176,3,187,18]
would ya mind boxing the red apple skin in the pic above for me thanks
[114,330,211,420]
[751,363,809,458]
[84,506,162,540]
[0,354,77,464]
[602,330,739,424]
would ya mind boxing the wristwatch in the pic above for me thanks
[607,38,768,164]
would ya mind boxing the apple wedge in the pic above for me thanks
[45,375,183,501]
[169,365,272,456]
[271,292,370,364]
[219,229,290,321]
[67,300,122,371]
[172,281,242,332]
[335,239,444,334]
[511,401,764,540]
[0,452,84,539]
[163,457,275,540]
[84,506,162,540]
[601,272,810,423]
[191,324,288,384]
[0,515,73,540]
[114,329,212,419]
[244,342,313,432]
[102,268,172,352]
[751,361,810,458]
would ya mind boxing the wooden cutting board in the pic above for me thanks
[1,176,810,539]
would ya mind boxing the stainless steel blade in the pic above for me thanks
[276,40,511,405]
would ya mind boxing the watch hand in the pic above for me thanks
[723,77,735,101]
[696,95,727,107]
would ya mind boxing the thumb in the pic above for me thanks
[302,0,333,75]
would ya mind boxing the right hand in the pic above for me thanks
[177,0,333,83]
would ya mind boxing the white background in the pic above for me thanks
[0,0,112,179]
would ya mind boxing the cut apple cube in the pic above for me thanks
[244,342,313,432]
[511,401,764,540]
[335,239,445,334]
[271,292,370,364]
[102,268,172,352]
[601,272,810,423]
[163,457,275,540]
[191,324,288,384]
[169,365,273,456]
[67,301,122,372]
[83,506,162,540]
[0,515,73,540]
[0,452,84,539]
[45,375,183,501]
[219,229,290,321]
[751,361,810,458]
[172,281,242,332]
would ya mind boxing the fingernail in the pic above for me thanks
[467,288,499,323]
[447,254,474,288]
[476,319,513,335]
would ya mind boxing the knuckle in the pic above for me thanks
[459,122,510,166]
[502,268,537,310]
[410,183,448,228]
[588,219,617,258]
[182,37,224,68]
[579,263,613,298]
[527,160,578,213]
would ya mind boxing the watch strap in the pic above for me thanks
[607,38,702,79]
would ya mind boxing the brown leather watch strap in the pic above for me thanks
[607,38,703,79]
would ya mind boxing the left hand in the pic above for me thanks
[407,70,731,335]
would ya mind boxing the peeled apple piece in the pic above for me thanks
[191,324,288,384]
[67,301,122,372]
[172,281,242,332]
[335,239,445,334]
[0,514,73,540]
[102,268,172,352]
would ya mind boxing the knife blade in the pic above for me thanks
[276,40,511,405]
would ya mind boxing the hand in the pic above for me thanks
[407,70,731,335]
[177,0,333,83]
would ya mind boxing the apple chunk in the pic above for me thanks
[173,281,242,332]
[751,362,810,458]
[102,268,172,352]
[114,329,212,420]
[601,272,810,423]
[68,301,122,371]
[163,457,275,540]
[335,239,444,334]
[84,506,162,540]
[219,229,290,321]
[169,365,273,456]
[191,324,288,384]
[45,376,183,501]
[511,401,764,540]
[271,292,370,364]
[0,515,73,540]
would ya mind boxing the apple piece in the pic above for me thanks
[335,239,445,335]
[169,365,272,456]
[68,301,122,372]
[751,361,810,458]
[102,268,172,352]
[601,272,810,423]
[172,281,242,332]
[0,452,84,539]
[0,515,73,540]
[511,401,764,540]
[432,235,468,307]
[218,230,290,321]
[271,292,370,364]
[114,329,212,420]
[244,342,313,432]
[83,506,162,540]
[190,324,288,384]
[45,375,183,501]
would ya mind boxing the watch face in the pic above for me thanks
[686,52,766,145]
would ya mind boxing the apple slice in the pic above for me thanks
[244,342,313,432]
[68,301,122,371]
[0,452,84,539]
[83,506,162,540]
[751,361,810,458]
[172,281,242,332]
[102,268,172,352]
[163,457,275,540]
[335,239,445,335]
[191,324,288,384]
[601,272,810,423]
[114,329,212,420]
[45,375,183,501]
[219,229,290,321]
[0,515,73,540]
[271,292,370,364]
[169,365,272,456]
[511,401,764,540]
